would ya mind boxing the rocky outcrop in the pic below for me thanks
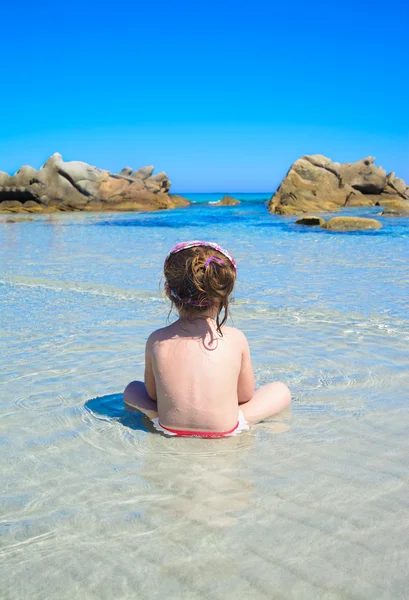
[322,217,382,231]
[213,195,241,206]
[0,153,188,213]
[269,155,409,215]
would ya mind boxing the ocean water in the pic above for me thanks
[1,196,409,599]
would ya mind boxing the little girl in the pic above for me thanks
[124,240,291,437]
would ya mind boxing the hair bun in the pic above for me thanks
[204,256,225,268]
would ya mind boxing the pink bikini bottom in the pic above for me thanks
[152,409,249,438]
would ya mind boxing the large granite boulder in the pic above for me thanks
[0,153,188,213]
[383,172,408,196]
[340,157,386,194]
[12,166,38,187]
[144,172,171,193]
[269,155,409,215]
[269,155,346,215]
[130,166,154,181]
[0,171,11,186]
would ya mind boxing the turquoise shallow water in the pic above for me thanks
[1,197,409,599]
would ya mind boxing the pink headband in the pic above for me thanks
[164,240,237,307]
[164,240,237,271]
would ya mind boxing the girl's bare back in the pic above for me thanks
[147,319,250,432]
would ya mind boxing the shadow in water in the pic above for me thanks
[84,393,156,433]
[84,394,293,439]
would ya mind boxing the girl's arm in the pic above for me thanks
[144,336,157,401]
[237,333,256,404]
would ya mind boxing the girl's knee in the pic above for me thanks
[123,380,143,400]
[124,380,135,395]
[272,381,291,406]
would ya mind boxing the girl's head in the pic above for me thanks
[164,241,237,334]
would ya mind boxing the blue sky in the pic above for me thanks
[1,0,408,191]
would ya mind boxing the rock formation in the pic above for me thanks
[268,155,409,215]
[212,195,241,206]
[0,153,190,213]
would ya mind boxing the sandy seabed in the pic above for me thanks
[1,201,408,599]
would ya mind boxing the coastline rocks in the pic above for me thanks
[295,216,325,226]
[322,217,382,231]
[269,155,409,215]
[213,195,241,206]
[0,153,188,213]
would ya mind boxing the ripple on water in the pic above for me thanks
[12,392,67,412]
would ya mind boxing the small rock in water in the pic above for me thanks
[2,217,35,223]
[381,201,409,216]
[213,195,241,206]
[295,216,326,226]
[322,217,382,231]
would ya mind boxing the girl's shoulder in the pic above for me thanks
[146,324,174,346]
[222,325,249,346]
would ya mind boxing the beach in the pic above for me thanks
[1,197,409,599]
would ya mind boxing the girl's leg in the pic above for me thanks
[123,380,158,420]
[240,382,291,424]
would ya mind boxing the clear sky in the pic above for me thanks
[1,0,408,192]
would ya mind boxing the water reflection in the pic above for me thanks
[84,394,291,530]
[85,393,257,527]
